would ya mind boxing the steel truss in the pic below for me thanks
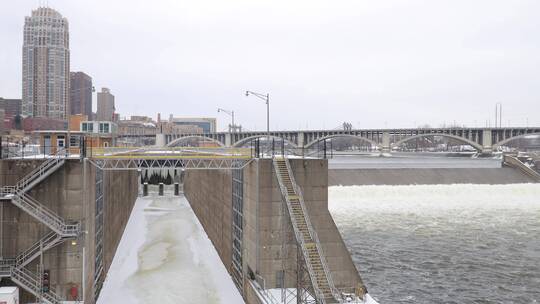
[87,158,253,170]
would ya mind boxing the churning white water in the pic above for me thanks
[329,184,540,303]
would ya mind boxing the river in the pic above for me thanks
[328,155,540,303]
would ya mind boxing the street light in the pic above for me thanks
[217,108,235,132]
[245,90,270,140]
[495,102,502,128]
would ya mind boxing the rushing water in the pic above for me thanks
[329,184,540,303]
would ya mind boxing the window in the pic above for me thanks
[82,123,87,132]
[70,136,79,147]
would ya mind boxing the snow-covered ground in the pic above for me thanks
[97,192,243,304]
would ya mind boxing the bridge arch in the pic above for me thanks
[391,133,484,151]
[304,134,378,149]
[492,132,540,150]
[167,135,225,147]
[232,135,298,148]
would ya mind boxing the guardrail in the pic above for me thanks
[503,154,540,182]
[86,146,253,159]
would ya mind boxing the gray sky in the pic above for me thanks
[1,0,539,131]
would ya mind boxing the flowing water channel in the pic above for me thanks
[329,184,540,303]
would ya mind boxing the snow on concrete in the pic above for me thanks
[97,192,244,304]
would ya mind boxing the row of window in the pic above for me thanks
[81,122,114,134]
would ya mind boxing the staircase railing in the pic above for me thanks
[15,231,62,268]
[283,159,341,302]
[273,157,338,303]
[0,148,76,303]
[0,149,66,197]
[503,154,540,182]
[11,193,66,234]
[11,266,60,304]
[15,154,66,193]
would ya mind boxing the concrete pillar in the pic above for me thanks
[143,183,148,196]
[297,132,304,148]
[225,133,232,147]
[482,129,493,154]
[174,183,180,196]
[159,183,164,196]
[381,132,391,154]
[155,134,166,147]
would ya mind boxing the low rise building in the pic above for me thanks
[157,121,203,135]
[118,119,156,137]
[168,116,216,133]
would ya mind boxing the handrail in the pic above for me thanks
[16,231,60,267]
[284,159,341,301]
[503,154,540,181]
[272,158,330,303]
[13,193,67,235]
[11,266,60,304]
[15,155,65,192]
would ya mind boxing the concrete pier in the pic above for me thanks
[0,159,138,303]
[184,158,363,303]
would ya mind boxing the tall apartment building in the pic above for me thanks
[70,72,93,117]
[22,7,70,120]
[96,88,115,121]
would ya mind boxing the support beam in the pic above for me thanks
[225,133,232,147]
[381,132,391,154]
[482,129,493,154]
[155,134,166,147]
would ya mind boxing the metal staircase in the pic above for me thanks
[0,156,65,198]
[10,192,79,237]
[0,153,77,303]
[273,157,341,304]
[11,266,61,304]
[15,231,69,269]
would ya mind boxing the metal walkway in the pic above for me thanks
[86,147,253,170]
[273,157,341,303]
[0,153,79,304]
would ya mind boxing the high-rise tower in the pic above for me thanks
[97,88,115,121]
[22,7,70,120]
[70,71,93,117]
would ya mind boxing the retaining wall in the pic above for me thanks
[0,159,138,303]
[184,159,363,303]
[329,167,537,186]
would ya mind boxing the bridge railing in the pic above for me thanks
[248,138,333,159]
[86,146,253,159]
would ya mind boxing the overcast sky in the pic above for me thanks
[1,0,539,131]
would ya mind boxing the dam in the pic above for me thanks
[0,147,538,303]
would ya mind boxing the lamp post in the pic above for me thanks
[495,102,502,128]
[245,90,270,140]
[217,108,235,132]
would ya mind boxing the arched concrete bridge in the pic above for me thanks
[158,127,540,153]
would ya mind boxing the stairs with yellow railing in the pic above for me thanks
[273,157,340,303]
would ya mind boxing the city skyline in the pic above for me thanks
[1,1,539,131]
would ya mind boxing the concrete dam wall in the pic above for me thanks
[0,159,138,303]
[329,167,537,186]
[184,158,363,303]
